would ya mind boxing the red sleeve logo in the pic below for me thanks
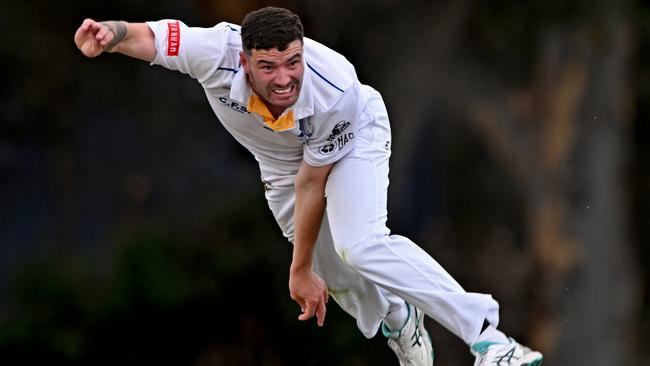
[167,21,180,56]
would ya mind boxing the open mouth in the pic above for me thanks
[272,85,295,96]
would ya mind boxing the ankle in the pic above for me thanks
[475,324,508,344]
[383,302,410,333]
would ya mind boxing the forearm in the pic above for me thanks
[292,184,326,272]
[292,160,333,273]
[103,21,156,62]
[289,171,331,326]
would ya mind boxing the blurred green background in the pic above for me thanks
[1,0,649,365]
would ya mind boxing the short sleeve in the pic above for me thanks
[303,84,360,166]
[146,20,240,87]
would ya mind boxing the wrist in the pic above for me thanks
[289,259,312,275]
[290,239,315,274]
[101,21,127,52]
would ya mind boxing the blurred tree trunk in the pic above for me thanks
[375,2,641,365]
[465,8,640,366]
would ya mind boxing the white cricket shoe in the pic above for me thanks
[471,338,543,366]
[382,304,434,366]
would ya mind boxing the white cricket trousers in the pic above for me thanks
[264,88,500,345]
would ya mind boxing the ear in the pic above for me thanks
[239,51,250,72]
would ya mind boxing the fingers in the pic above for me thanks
[87,19,105,34]
[297,297,306,313]
[74,18,107,55]
[94,24,113,44]
[97,29,115,48]
[298,301,316,321]
[75,18,95,45]
[75,19,111,41]
[80,18,96,32]
[78,18,102,38]
[315,299,327,327]
[297,298,326,327]
[289,271,328,326]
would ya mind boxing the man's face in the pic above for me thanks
[240,40,304,116]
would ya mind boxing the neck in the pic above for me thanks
[268,104,286,119]
[253,92,285,119]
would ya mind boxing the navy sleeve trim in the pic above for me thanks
[225,24,240,33]
[307,63,344,93]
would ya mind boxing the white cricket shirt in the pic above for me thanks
[147,20,382,188]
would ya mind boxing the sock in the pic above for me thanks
[383,302,409,332]
[475,323,509,344]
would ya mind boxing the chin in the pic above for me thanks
[273,97,297,109]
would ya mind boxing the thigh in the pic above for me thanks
[325,154,391,250]
[312,214,393,338]
[325,86,393,249]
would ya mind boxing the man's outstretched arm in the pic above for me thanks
[74,18,156,62]
[289,160,333,327]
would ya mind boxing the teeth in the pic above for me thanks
[273,86,292,94]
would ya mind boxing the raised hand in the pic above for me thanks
[74,18,115,58]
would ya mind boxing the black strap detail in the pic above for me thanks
[480,319,491,334]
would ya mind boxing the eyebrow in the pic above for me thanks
[255,51,303,66]
[256,59,275,66]
[287,54,302,62]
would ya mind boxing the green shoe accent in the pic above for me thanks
[470,341,498,354]
[428,333,435,361]
[471,337,517,354]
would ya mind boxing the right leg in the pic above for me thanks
[263,181,398,338]
[264,178,436,365]
[313,215,435,366]
[312,214,406,338]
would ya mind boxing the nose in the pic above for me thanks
[274,67,291,86]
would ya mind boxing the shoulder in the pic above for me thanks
[185,21,243,52]
[303,38,358,109]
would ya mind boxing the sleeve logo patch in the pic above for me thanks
[316,120,354,155]
[297,118,313,143]
[167,21,180,56]
[327,120,350,141]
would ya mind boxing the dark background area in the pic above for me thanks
[1,0,649,365]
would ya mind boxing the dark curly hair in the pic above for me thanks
[241,7,304,53]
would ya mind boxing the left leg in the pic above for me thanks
[325,150,543,365]
[325,152,499,346]
[323,87,543,365]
